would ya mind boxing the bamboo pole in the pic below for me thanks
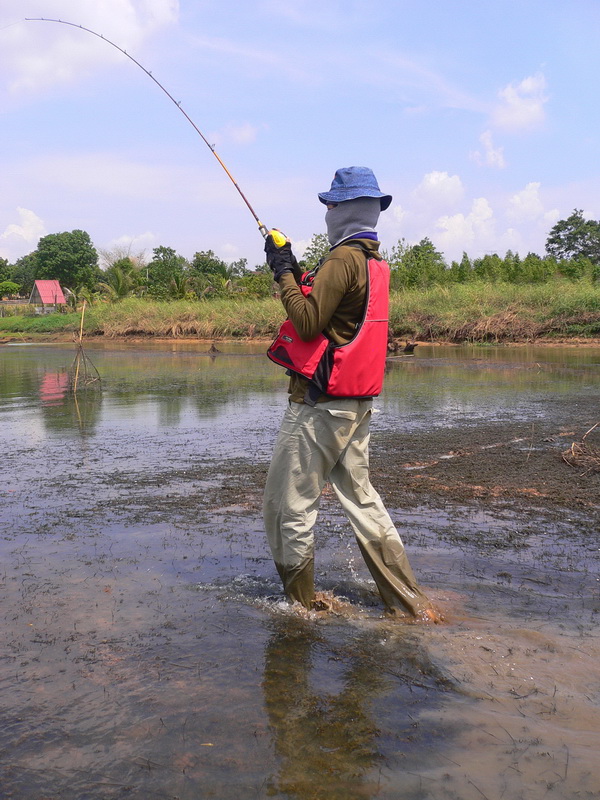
[72,300,86,393]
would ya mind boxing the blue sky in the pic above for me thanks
[2,0,600,269]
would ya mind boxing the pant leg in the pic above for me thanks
[328,404,431,616]
[263,401,339,607]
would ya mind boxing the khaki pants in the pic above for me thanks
[263,399,431,615]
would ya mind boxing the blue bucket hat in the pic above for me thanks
[318,166,392,210]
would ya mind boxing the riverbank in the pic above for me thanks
[1,281,600,343]
[3,332,600,348]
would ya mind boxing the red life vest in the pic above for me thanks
[267,253,390,404]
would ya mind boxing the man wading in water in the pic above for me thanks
[263,166,439,621]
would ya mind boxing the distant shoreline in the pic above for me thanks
[2,282,599,344]
[2,332,600,347]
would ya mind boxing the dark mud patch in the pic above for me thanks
[372,410,600,513]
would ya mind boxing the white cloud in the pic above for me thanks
[379,171,573,261]
[491,72,548,133]
[210,122,262,147]
[0,208,47,260]
[289,238,311,260]
[103,231,158,264]
[471,130,506,169]
[138,0,179,27]
[1,0,179,94]
[435,197,495,254]
[228,123,259,144]
[390,205,407,225]
[509,183,561,234]
[507,182,544,222]
[412,171,465,209]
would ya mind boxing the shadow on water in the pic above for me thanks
[1,341,599,799]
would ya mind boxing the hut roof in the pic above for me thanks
[30,280,66,304]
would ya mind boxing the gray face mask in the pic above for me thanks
[325,197,381,247]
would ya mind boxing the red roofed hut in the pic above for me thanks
[29,280,67,308]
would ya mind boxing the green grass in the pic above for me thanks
[1,281,599,342]
[389,281,600,341]
[0,310,82,334]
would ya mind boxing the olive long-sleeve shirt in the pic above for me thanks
[277,237,382,403]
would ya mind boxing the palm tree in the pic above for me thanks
[66,285,96,310]
[98,265,138,301]
[168,274,195,299]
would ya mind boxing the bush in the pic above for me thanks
[0,280,21,297]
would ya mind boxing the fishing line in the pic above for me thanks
[1,20,22,31]
[24,17,282,242]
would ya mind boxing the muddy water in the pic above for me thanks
[1,341,599,800]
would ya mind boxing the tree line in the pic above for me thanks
[1,209,598,304]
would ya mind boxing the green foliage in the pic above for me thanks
[98,257,145,301]
[5,207,599,330]
[99,245,147,274]
[384,234,594,289]
[36,230,100,290]
[0,257,10,283]
[65,285,95,311]
[557,256,589,282]
[10,253,38,295]
[546,209,600,264]
[387,237,447,289]
[146,246,189,299]
[98,259,144,301]
[473,253,503,282]
[301,233,330,270]
[501,250,521,283]
[0,309,82,333]
[521,252,553,284]
[226,258,249,278]
[0,280,21,296]
[237,271,275,298]
[388,281,600,342]
[448,252,473,283]
[190,250,228,278]
[169,274,196,300]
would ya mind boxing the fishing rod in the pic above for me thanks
[24,17,287,247]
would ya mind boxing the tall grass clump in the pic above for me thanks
[389,281,600,342]
[87,297,285,338]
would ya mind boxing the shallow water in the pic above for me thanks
[1,341,599,799]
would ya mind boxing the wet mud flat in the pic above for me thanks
[1,345,599,799]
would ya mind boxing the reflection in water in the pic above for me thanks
[382,356,600,428]
[71,390,104,435]
[263,619,383,799]
[38,370,69,406]
[36,369,104,435]
[263,617,452,800]
[2,342,599,443]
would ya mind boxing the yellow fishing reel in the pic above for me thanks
[259,224,288,248]
[269,229,287,247]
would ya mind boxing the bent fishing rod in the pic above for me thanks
[24,17,287,247]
